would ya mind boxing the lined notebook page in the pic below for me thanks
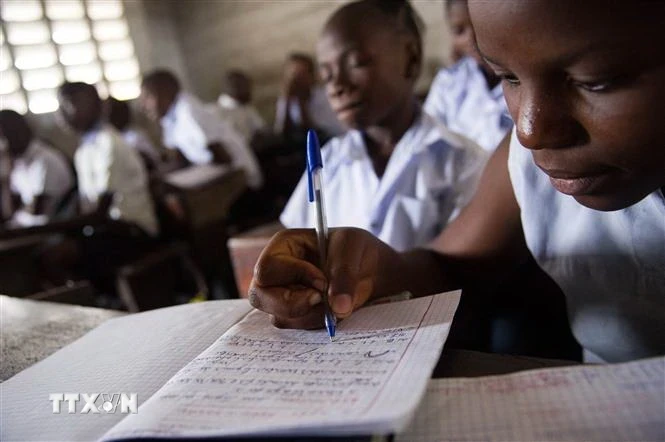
[1,300,253,442]
[102,291,461,440]
[397,356,665,441]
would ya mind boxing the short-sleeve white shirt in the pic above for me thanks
[10,139,74,218]
[424,57,513,152]
[508,129,665,363]
[161,92,263,189]
[280,111,488,251]
[75,125,158,236]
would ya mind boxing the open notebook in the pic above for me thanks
[397,355,665,441]
[1,291,460,441]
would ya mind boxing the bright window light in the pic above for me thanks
[59,42,96,66]
[6,21,51,45]
[3,0,139,115]
[1,0,43,22]
[28,89,59,114]
[45,0,85,20]
[0,70,21,95]
[22,67,64,91]
[104,59,139,81]
[0,92,28,114]
[65,62,102,84]
[87,0,123,20]
[108,79,140,101]
[98,39,134,61]
[92,20,128,41]
[52,20,91,45]
[14,45,58,70]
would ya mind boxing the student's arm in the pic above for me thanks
[249,134,530,329]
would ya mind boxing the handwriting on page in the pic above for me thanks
[101,293,461,440]
[167,327,415,410]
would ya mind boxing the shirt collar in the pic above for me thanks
[218,94,240,109]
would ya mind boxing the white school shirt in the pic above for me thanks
[160,92,263,189]
[424,57,513,152]
[274,86,346,138]
[74,125,158,236]
[508,130,665,363]
[9,139,74,222]
[281,111,488,252]
[216,94,266,144]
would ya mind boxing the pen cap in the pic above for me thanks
[306,129,323,203]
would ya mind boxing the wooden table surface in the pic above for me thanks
[0,295,576,383]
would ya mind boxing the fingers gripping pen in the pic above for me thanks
[306,129,336,341]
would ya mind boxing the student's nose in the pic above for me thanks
[515,85,583,151]
[327,65,350,98]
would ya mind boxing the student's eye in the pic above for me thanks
[572,79,614,93]
[498,74,520,87]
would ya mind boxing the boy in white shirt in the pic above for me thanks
[0,110,75,227]
[58,82,158,236]
[216,70,267,146]
[140,70,263,190]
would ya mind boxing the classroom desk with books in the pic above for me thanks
[1,295,662,442]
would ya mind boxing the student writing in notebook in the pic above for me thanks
[250,0,665,364]
[280,0,488,252]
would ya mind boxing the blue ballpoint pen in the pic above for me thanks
[306,129,336,341]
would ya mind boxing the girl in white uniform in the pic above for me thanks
[249,0,665,364]
[280,0,487,252]
[424,0,513,152]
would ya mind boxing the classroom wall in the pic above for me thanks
[168,0,453,123]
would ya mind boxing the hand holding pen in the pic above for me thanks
[306,129,336,340]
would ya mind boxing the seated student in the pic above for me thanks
[215,70,267,146]
[106,97,161,172]
[58,82,158,236]
[0,110,75,227]
[274,52,346,143]
[279,0,488,252]
[250,0,665,364]
[423,0,513,152]
[140,70,263,190]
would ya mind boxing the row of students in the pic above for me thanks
[250,0,665,363]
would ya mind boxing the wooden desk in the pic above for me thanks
[163,164,247,228]
[0,295,576,383]
[227,221,282,297]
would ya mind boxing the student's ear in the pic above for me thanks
[404,40,422,81]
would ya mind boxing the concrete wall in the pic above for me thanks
[169,0,453,122]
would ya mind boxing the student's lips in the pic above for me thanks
[541,168,614,196]
[334,102,363,117]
